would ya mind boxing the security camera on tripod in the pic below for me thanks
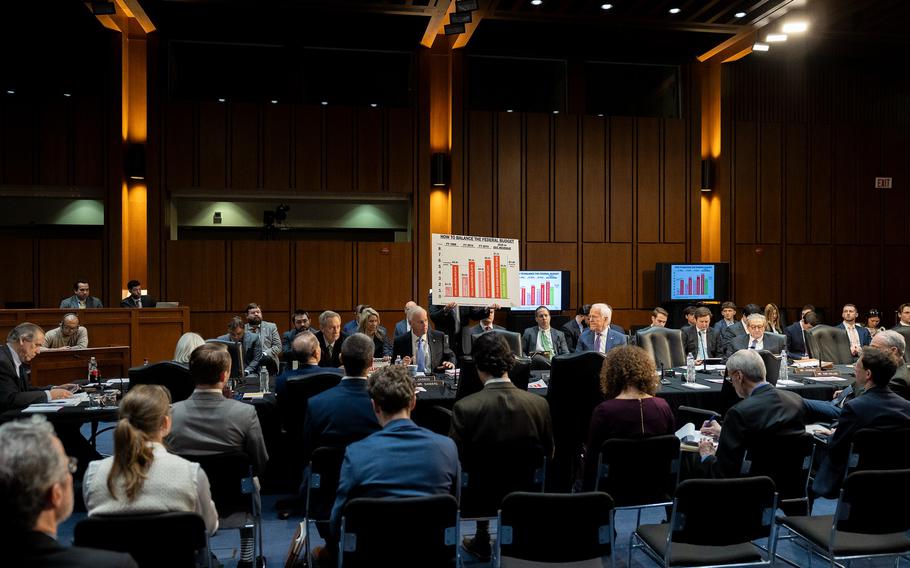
[262,204,290,240]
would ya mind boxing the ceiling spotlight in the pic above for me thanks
[370,103,378,108]
[270,99,278,104]
[753,42,770,52]
[734,12,746,18]
[766,33,788,42]
[669,7,681,14]
[63,93,72,97]
[531,0,543,5]
[6,90,14,95]
[597,113,604,117]
[321,101,328,106]
[782,21,809,33]
[217,98,226,102]
[601,3,613,9]
[552,110,560,115]
[506,109,514,113]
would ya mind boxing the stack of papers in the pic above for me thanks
[675,423,716,446]
[22,404,64,413]
[809,376,848,382]
[704,364,727,371]
[680,382,711,390]
[527,379,547,390]
[776,379,802,387]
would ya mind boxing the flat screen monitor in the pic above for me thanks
[655,263,729,303]
[205,339,245,379]
[513,270,570,312]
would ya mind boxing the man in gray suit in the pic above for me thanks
[521,306,569,359]
[245,302,281,374]
[217,316,263,376]
[729,314,785,355]
[167,341,268,568]
[59,281,103,309]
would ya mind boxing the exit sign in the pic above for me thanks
[875,177,893,189]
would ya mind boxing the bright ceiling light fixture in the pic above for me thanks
[753,42,770,52]
[782,21,809,33]
[669,7,681,14]
[601,3,613,9]
[530,0,542,5]
[766,33,788,42]
[734,12,746,18]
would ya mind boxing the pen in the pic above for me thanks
[702,414,717,427]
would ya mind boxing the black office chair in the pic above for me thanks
[498,491,615,567]
[460,441,547,519]
[74,512,208,568]
[338,494,459,567]
[741,432,815,516]
[845,428,910,478]
[636,327,687,369]
[756,349,782,385]
[778,469,910,567]
[279,372,343,438]
[805,325,854,364]
[304,446,346,563]
[454,357,531,401]
[631,476,779,568]
[128,361,195,402]
[547,351,606,491]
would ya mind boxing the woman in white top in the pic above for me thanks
[83,384,219,535]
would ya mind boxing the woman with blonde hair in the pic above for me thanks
[173,332,205,364]
[359,306,392,359]
[83,385,218,534]
[764,303,784,334]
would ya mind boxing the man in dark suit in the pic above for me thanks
[679,305,697,334]
[392,306,456,372]
[719,303,764,357]
[59,280,103,309]
[785,311,818,359]
[119,279,156,308]
[330,365,459,538]
[281,310,310,359]
[729,314,786,355]
[313,310,347,368]
[837,303,872,357]
[393,300,417,339]
[577,303,627,354]
[1,323,74,411]
[683,306,721,361]
[450,332,555,560]
[461,306,505,356]
[893,303,910,330]
[429,290,492,355]
[561,304,589,352]
[522,306,570,359]
[275,331,342,397]
[698,349,806,478]
[812,346,910,497]
[0,416,137,568]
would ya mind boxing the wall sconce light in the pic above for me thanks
[431,153,450,187]
[701,159,715,192]
[126,144,146,180]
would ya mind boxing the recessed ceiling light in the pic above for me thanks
[217,98,225,102]
[597,113,604,117]
[270,100,278,104]
[601,3,612,9]
[782,21,809,33]
[370,103,378,108]
[6,90,14,94]
[752,42,770,52]
[531,0,542,5]
[63,93,71,97]
[506,109,514,113]
[734,12,746,18]
[552,110,560,114]
[321,101,328,106]
[669,7,681,14]
[766,33,788,42]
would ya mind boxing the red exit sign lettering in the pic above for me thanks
[875,177,893,189]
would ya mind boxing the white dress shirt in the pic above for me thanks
[8,344,50,401]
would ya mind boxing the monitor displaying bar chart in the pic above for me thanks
[513,271,564,312]
[669,264,715,301]
[432,233,520,307]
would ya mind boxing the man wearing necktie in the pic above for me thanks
[837,304,871,357]
[683,307,720,363]
[785,311,818,359]
[576,303,627,354]
[119,279,156,308]
[392,306,456,373]
[461,305,505,356]
[522,306,570,360]
[729,314,785,355]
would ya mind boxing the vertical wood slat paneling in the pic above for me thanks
[663,118,686,243]
[636,117,661,243]
[0,239,36,304]
[230,241,290,312]
[758,123,782,244]
[882,128,910,245]
[74,95,105,188]
[582,243,633,308]
[831,126,856,244]
[357,108,382,192]
[784,124,808,244]
[581,116,606,242]
[166,241,227,311]
[637,243,687,310]
[525,113,550,242]
[262,103,291,190]
[733,121,757,244]
[466,111,494,236]
[854,127,881,246]
[497,113,521,239]
[1,99,34,185]
[609,117,633,242]
[326,107,354,194]
[807,123,832,244]
[198,102,227,189]
[230,102,259,191]
[38,239,103,309]
[553,114,577,243]
[356,243,413,311]
[295,241,353,311]
[526,243,578,309]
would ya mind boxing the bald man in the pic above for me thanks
[275,331,342,397]
[42,314,89,350]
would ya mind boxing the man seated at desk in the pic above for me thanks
[392,305,455,374]
[728,313,785,355]
[59,280,103,309]
[216,316,263,377]
[41,314,88,350]
[119,279,156,308]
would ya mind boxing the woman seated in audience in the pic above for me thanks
[865,309,885,337]
[359,306,392,359]
[83,385,219,535]
[584,345,675,487]
[173,332,205,364]
[764,303,784,334]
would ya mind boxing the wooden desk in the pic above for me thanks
[0,307,190,368]
[30,346,130,387]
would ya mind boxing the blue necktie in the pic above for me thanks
[416,337,426,372]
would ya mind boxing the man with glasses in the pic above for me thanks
[42,313,89,350]
[0,415,137,567]
[727,313,784,356]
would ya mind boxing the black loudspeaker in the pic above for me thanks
[126,144,146,180]
[700,159,714,192]
[431,153,450,187]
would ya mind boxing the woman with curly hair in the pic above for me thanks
[584,345,674,487]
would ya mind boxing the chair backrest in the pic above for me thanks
[499,491,614,563]
[460,441,547,518]
[756,349,781,385]
[339,494,458,567]
[74,512,207,568]
[741,432,814,503]
[180,452,254,516]
[279,372,343,437]
[596,435,680,507]
[455,357,531,401]
[670,476,777,547]
[836,469,910,534]
[469,329,524,357]
[637,327,687,369]
[891,326,910,364]
[805,325,854,364]
[128,361,195,402]
[305,446,346,522]
[847,428,910,476]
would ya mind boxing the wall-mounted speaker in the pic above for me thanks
[431,153,450,187]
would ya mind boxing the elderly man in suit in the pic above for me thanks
[314,311,347,368]
[450,331,554,560]
[683,307,721,362]
[59,280,103,309]
[167,342,268,568]
[0,416,137,568]
[392,306,456,373]
[562,304,589,352]
[719,303,763,357]
[729,314,786,355]
[217,316,263,376]
[274,331,342,397]
[245,303,281,374]
[119,279,156,308]
[393,300,417,339]
[522,306,570,360]
[0,323,73,411]
[785,311,818,359]
[577,303,626,354]
[837,303,872,357]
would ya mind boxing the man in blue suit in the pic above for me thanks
[785,310,818,359]
[837,304,871,358]
[576,303,627,354]
[330,364,459,537]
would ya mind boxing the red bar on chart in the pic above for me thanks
[462,275,469,296]
[493,255,501,299]
[545,281,551,305]
[444,285,451,296]
[452,265,460,297]
[484,259,492,298]
[687,277,692,295]
[478,269,485,298]
[469,261,476,297]
[521,287,526,305]
[679,280,684,295]
[531,285,536,305]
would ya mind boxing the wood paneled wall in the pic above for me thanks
[0,237,104,308]
[723,57,910,324]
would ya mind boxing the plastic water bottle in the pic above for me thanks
[779,349,789,383]
[394,355,402,366]
[686,352,695,384]
[259,367,270,394]
[87,356,99,385]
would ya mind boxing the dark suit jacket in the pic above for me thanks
[785,321,809,357]
[0,344,47,411]
[576,328,627,353]
[720,320,749,357]
[835,322,872,347]
[461,323,505,356]
[813,385,910,496]
[331,418,459,536]
[428,296,490,354]
[706,383,806,478]
[683,327,721,359]
[450,381,555,459]
[561,319,586,352]
[302,378,381,463]
[889,365,910,401]
[313,331,348,368]
[119,295,156,308]
[730,332,785,355]
[392,331,456,371]
[275,363,342,397]
[8,531,137,568]
[521,326,570,357]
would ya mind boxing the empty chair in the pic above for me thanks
[740,432,815,515]
[630,476,778,568]
[460,441,547,519]
[279,371,343,439]
[128,361,194,402]
[304,446,346,564]
[756,350,782,385]
[845,427,910,478]
[805,325,854,364]
[498,491,615,568]
[338,494,459,567]
[74,512,208,568]
[636,327,687,369]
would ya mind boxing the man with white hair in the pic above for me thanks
[0,416,137,567]
[698,349,806,477]
[392,305,456,373]
[728,313,785,355]
[576,303,626,354]
[393,300,418,339]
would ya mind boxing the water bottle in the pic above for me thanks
[259,367,270,394]
[143,358,149,366]
[686,352,695,384]
[87,356,99,385]
[394,355,402,366]
[779,349,789,383]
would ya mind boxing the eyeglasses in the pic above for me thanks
[66,456,78,474]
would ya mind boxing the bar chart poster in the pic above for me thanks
[669,264,716,301]
[432,233,521,307]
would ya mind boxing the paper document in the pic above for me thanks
[527,379,547,389]
[680,382,711,390]
[104,378,129,385]
[242,392,266,399]
[23,404,64,413]
[675,423,714,445]
[704,364,726,371]
[808,376,848,382]
[704,378,725,384]
[776,379,802,387]
[793,359,820,368]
